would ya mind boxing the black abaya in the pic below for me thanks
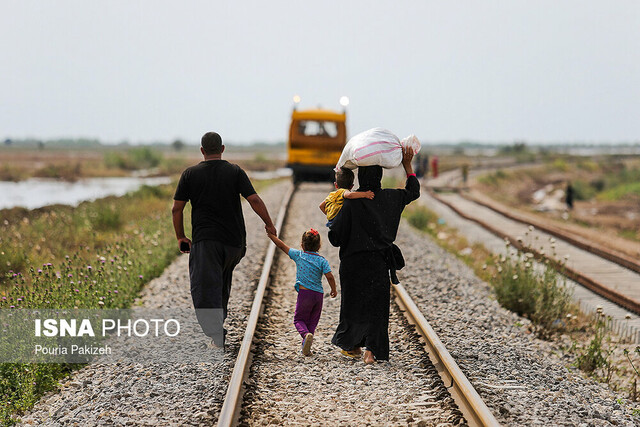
[329,166,420,360]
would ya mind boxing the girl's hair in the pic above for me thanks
[301,229,321,252]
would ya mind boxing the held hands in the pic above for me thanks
[265,224,277,236]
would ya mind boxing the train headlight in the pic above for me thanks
[339,96,349,107]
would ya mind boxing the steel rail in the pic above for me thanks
[462,191,640,275]
[217,183,296,427]
[429,190,640,315]
[393,283,500,427]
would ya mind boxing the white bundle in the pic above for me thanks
[335,128,421,171]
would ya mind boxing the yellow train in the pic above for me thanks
[287,107,347,182]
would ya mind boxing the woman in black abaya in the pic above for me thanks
[328,147,420,364]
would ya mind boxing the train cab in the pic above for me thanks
[286,107,347,182]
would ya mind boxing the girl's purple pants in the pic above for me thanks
[294,288,324,340]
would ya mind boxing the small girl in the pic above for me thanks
[267,228,337,356]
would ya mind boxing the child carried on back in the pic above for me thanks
[319,168,374,226]
[267,229,337,356]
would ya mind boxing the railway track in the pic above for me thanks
[217,183,498,426]
[423,168,640,337]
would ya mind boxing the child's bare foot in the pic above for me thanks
[363,350,376,365]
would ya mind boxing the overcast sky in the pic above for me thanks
[1,1,639,144]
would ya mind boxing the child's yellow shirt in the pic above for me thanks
[324,188,347,220]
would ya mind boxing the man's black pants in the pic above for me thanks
[189,240,245,344]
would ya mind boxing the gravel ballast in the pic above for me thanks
[240,183,462,425]
[19,178,638,426]
[395,219,636,426]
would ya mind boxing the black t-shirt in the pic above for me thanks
[174,160,256,247]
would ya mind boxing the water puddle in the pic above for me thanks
[0,177,171,210]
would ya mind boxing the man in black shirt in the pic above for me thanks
[172,132,276,348]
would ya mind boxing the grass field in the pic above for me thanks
[0,145,285,182]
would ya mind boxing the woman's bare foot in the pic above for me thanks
[351,347,362,356]
[363,350,376,365]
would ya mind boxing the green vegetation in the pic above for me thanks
[104,147,164,170]
[548,158,569,172]
[405,204,438,230]
[491,244,573,338]
[0,165,28,182]
[575,309,614,377]
[497,142,537,163]
[599,182,640,202]
[404,204,572,338]
[477,169,508,186]
[571,180,596,201]
[0,183,185,425]
[567,164,640,202]
[0,176,280,424]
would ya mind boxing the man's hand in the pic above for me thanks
[330,288,338,298]
[265,224,277,236]
[178,237,192,253]
[402,146,414,174]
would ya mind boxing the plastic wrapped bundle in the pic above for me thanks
[335,128,421,171]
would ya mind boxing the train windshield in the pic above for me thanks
[297,120,338,138]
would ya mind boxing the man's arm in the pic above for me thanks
[267,232,290,254]
[171,200,191,253]
[325,272,338,297]
[246,194,277,235]
[343,190,375,200]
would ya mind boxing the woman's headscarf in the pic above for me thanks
[357,166,383,192]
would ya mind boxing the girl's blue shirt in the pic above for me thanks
[287,249,331,293]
